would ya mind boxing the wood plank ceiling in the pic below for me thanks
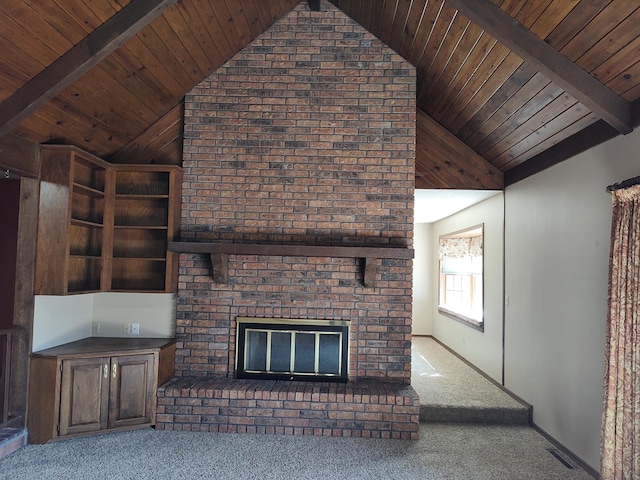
[0,0,638,189]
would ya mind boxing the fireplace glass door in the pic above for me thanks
[237,318,349,382]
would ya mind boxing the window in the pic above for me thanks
[438,224,484,330]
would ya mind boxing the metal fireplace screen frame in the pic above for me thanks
[236,317,349,382]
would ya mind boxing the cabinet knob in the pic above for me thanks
[112,363,117,378]
[104,364,109,378]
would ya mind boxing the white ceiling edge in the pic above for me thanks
[414,189,502,224]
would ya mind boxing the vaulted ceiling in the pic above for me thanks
[0,0,638,188]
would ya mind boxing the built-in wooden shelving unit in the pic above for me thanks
[36,145,181,295]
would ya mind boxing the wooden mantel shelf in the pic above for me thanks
[168,241,414,288]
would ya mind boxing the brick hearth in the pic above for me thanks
[156,0,418,439]
[157,378,419,439]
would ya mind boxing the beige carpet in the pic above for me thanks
[0,423,595,479]
[0,337,596,479]
[411,336,530,424]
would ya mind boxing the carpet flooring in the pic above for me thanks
[0,336,596,479]
[0,424,595,479]
[411,337,530,424]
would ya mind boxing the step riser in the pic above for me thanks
[0,429,27,460]
[420,406,530,425]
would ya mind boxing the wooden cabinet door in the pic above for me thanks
[59,357,110,437]
[108,354,155,429]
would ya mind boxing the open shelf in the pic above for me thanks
[113,229,168,258]
[73,183,105,198]
[68,224,103,257]
[73,156,106,192]
[71,193,104,225]
[115,170,171,196]
[111,258,167,291]
[36,145,181,295]
[36,146,109,295]
[70,218,104,229]
[113,197,168,227]
[67,256,102,293]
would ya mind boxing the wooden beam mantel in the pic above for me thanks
[168,242,414,288]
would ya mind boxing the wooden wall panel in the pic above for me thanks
[12,177,39,424]
[0,0,638,183]
[329,0,639,178]
[474,82,566,155]
[500,112,600,171]
[0,134,39,178]
[416,109,503,189]
[3,0,300,162]
[109,104,183,165]
[0,180,19,330]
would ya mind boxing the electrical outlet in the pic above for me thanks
[131,323,140,335]
[123,323,130,334]
[92,322,100,334]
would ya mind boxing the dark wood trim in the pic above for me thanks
[170,241,413,288]
[505,99,640,186]
[0,135,39,179]
[169,241,414,259]
[0,329,15,422]
[446,0,632,135]
[606,176,640,193]
[210,253,228,284]
[364,258,378,288]
[0,0,179,139]
[530,423,600,478]
[13,178,38,427]
[632,98,640,127]
[504,120,618,186]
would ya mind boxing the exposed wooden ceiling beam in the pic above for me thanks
[0,0,179,140]
[504,120,618,186]
[506,98,640,186]
[446,0,632,135]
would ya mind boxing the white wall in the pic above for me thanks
[412,222,433,335]
[504,127,640,470]
[92,293,176,338]
[33,295,94,351]
[431,193,504,382]
[33,292,176,351]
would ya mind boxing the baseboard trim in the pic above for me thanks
[531,422,600,480]
[530,423,599,479]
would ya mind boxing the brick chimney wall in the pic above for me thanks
[176,0,415,384]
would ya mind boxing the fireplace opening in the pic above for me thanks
[236,318,349,382]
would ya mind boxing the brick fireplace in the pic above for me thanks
[156,0,419,439]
